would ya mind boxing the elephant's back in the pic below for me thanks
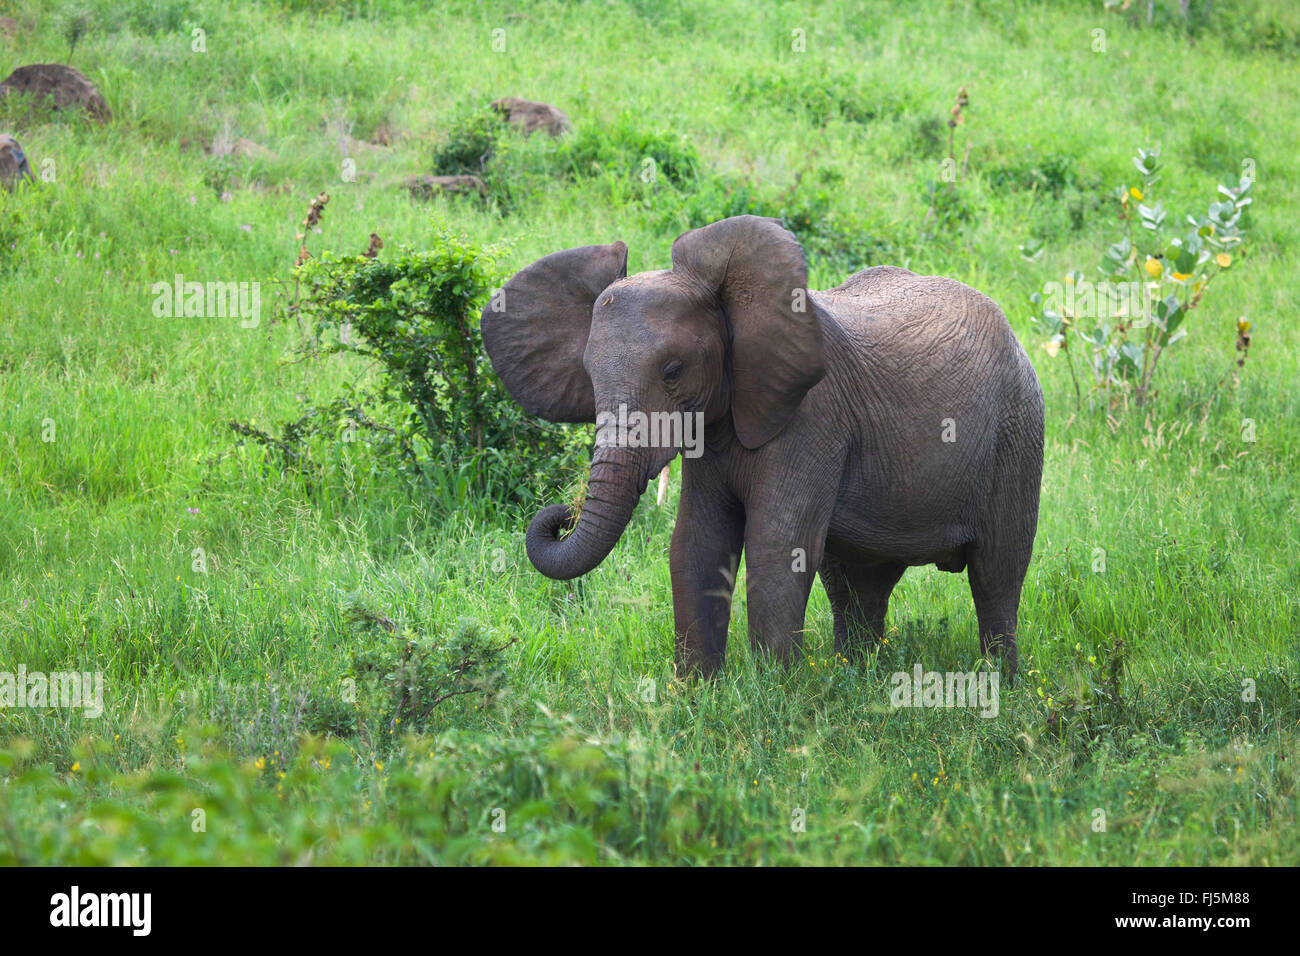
[813,266,1041,426]
[818,266,1007,337]
[816,267,1033,382]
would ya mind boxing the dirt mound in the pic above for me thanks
[0,64,110,122]
[490,98,571,137]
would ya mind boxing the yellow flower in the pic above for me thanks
[1215,253,1232,268]
[1237,318,1251,334]
[254,757,265,769]
[70,762,81,772]
[1044,339,1062,358]
[1172,271,1192,282]
[1130,187,1143,201]
[1144,258,1163,279]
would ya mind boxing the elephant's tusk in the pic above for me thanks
[655,465,671,507]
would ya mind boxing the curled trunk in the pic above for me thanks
[526,444,652,580]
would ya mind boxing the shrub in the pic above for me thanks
[239,224,589,508]
[559,112,699,189]
[348,615,516,740]
[1027,147,1254,410]
[430,107,504,176]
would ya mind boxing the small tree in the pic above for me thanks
[1028,147,1253,410]
[289,225,588,502]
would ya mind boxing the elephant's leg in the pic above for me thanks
[743,504,832,665]
[967,410,1041,687]
[967,546,1031,685]
[820,556,905,658]
[670,474,744,678]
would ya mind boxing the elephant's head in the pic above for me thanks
[482,215,825,580]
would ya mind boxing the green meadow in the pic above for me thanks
[0,0,1297,864]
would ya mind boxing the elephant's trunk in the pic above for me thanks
[526,444,652,580]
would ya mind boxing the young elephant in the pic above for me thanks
[482,215,1043,682]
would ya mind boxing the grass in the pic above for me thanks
[0,0,1297,864]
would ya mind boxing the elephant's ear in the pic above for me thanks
[671,216,824,449]
[481,241,628,423]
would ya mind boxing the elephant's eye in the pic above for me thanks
[662,359,685,382]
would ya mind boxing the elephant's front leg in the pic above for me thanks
[670,480,745,678]
[743,500,832,665]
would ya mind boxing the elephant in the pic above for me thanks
[482,215,1044,682]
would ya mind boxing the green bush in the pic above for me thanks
[430,107,504,176]
[559,112,699,188]
[1028,146,1255,411]
[239,225,589,508]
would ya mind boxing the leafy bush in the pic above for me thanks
[239,225,589,507]
[559,112,699,189]
[430,107,504,176]
[1028,146,1254,410]
[349,615,516,740]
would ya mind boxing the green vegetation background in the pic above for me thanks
[0,0,1297,864]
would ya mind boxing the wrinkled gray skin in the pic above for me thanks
[482,216,1043,682]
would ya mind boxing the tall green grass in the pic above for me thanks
[0,0,1296,864]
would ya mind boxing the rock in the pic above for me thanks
[490,98,572,137]
[0,64,110,122]
[404,174,487,199]
[0,133,33,189]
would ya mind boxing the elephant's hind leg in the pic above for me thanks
[968,391,1042,686]
[967,545,1031,685]
[820,555,905,658]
